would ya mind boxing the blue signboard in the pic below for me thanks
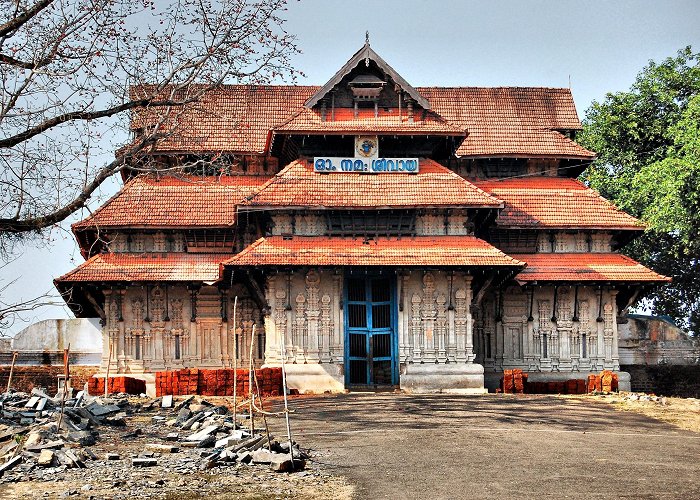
[314,157,420,173]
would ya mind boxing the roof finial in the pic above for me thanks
[364,31,370,66]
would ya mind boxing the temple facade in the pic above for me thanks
[55,41,669,393]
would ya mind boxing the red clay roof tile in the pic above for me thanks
[274,107,465,135]
[244,158,503,209]
[510,253,670,283]
[55,252,229,283]
[419,87,594,158]
[130,85,590,158]
[474,177,644,230]
[223,235,524,268]
[73,174,270,230]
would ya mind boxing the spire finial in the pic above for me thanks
[365,31,370,45]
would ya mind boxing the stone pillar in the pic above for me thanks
[464,276,475,363]
[305,270,321,363]
[116,290,126,373]
[610,289,620,370]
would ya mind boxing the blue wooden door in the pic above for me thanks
[345,276,397,386]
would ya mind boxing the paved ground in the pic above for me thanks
[271,394,700,499]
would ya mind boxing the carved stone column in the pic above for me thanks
[116,290,126,373]
[331,274,343,363]
[610,289,620,370]
[305,270,321,363]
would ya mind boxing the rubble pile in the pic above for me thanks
[0,388,306,489]
[154,367,283,397]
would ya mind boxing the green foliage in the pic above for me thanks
[580,47,700,332]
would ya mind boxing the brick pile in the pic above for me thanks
[154,367,283,397]
[500,369,620,395]
[500,369,528,393]
[87,376,146,395]
[586,370,619,393]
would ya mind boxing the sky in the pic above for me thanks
[2,0,700,336]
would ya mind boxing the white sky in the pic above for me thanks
[2,0,699,336]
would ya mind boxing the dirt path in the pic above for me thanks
[270,393,700,500]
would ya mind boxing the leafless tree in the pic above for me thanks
[0,0,300,327]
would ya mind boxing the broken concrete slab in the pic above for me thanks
[132,458,157,467]
[144,444,179,454]
[185,424,220,442]
[25,396,40,409]
[251,449,276,464]
[165,432,179,442]
[0,455,23,476]
[66,431,96,447]
[37,449,55,467]
[85,402,120,417]
[270,456,305,473]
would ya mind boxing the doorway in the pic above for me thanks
[344,275,398,388]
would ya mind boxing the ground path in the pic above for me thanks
[270,393,700,499]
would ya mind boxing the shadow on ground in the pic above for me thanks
[269,394,700,500]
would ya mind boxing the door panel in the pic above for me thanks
[345,275,396,387]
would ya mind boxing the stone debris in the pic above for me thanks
[0,388,308,487]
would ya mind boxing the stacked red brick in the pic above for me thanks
[501,369,528,393]
[501,369,620,395]
[586,370,619,393]
[87,376,146,395]
[154,368,283,397]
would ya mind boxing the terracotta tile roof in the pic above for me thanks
[130,85,591,158]
[55,252,229,283]
[274,107,465,135]
[510,253,670,283]
[130,85,316,153]
[419,87,593,158]
[244,158,503,209]
[474,177,644,230]
[73,174,270,230]
[223,235,524,268]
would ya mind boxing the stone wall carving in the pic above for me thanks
[474,286,621,374]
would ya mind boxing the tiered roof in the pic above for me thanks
[55,253,229,284]
[73,175,270,230]
[420,87,595,158]
[130,85,591,158]
[243,159,502,209]
[511,253,670,284]
[474,177,644,230]
[224,236,525,268]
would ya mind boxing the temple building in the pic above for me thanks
[55,41,669,393]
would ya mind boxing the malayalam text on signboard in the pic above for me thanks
[314,157,420,173]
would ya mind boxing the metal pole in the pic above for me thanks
[5,351,18,394]
[231,296,238,427]
[280,332,295,468]
[104,338,113,397]
[57,344,70,429]
[248,323,256,435]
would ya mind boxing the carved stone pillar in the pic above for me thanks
[116,290,126,373]
[421,273,437,362]
[454,287,469,363]
[331,274,343,362]
[610,289,620,370]
[305,270,321,363]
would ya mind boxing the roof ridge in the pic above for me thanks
[223,236,268,266]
